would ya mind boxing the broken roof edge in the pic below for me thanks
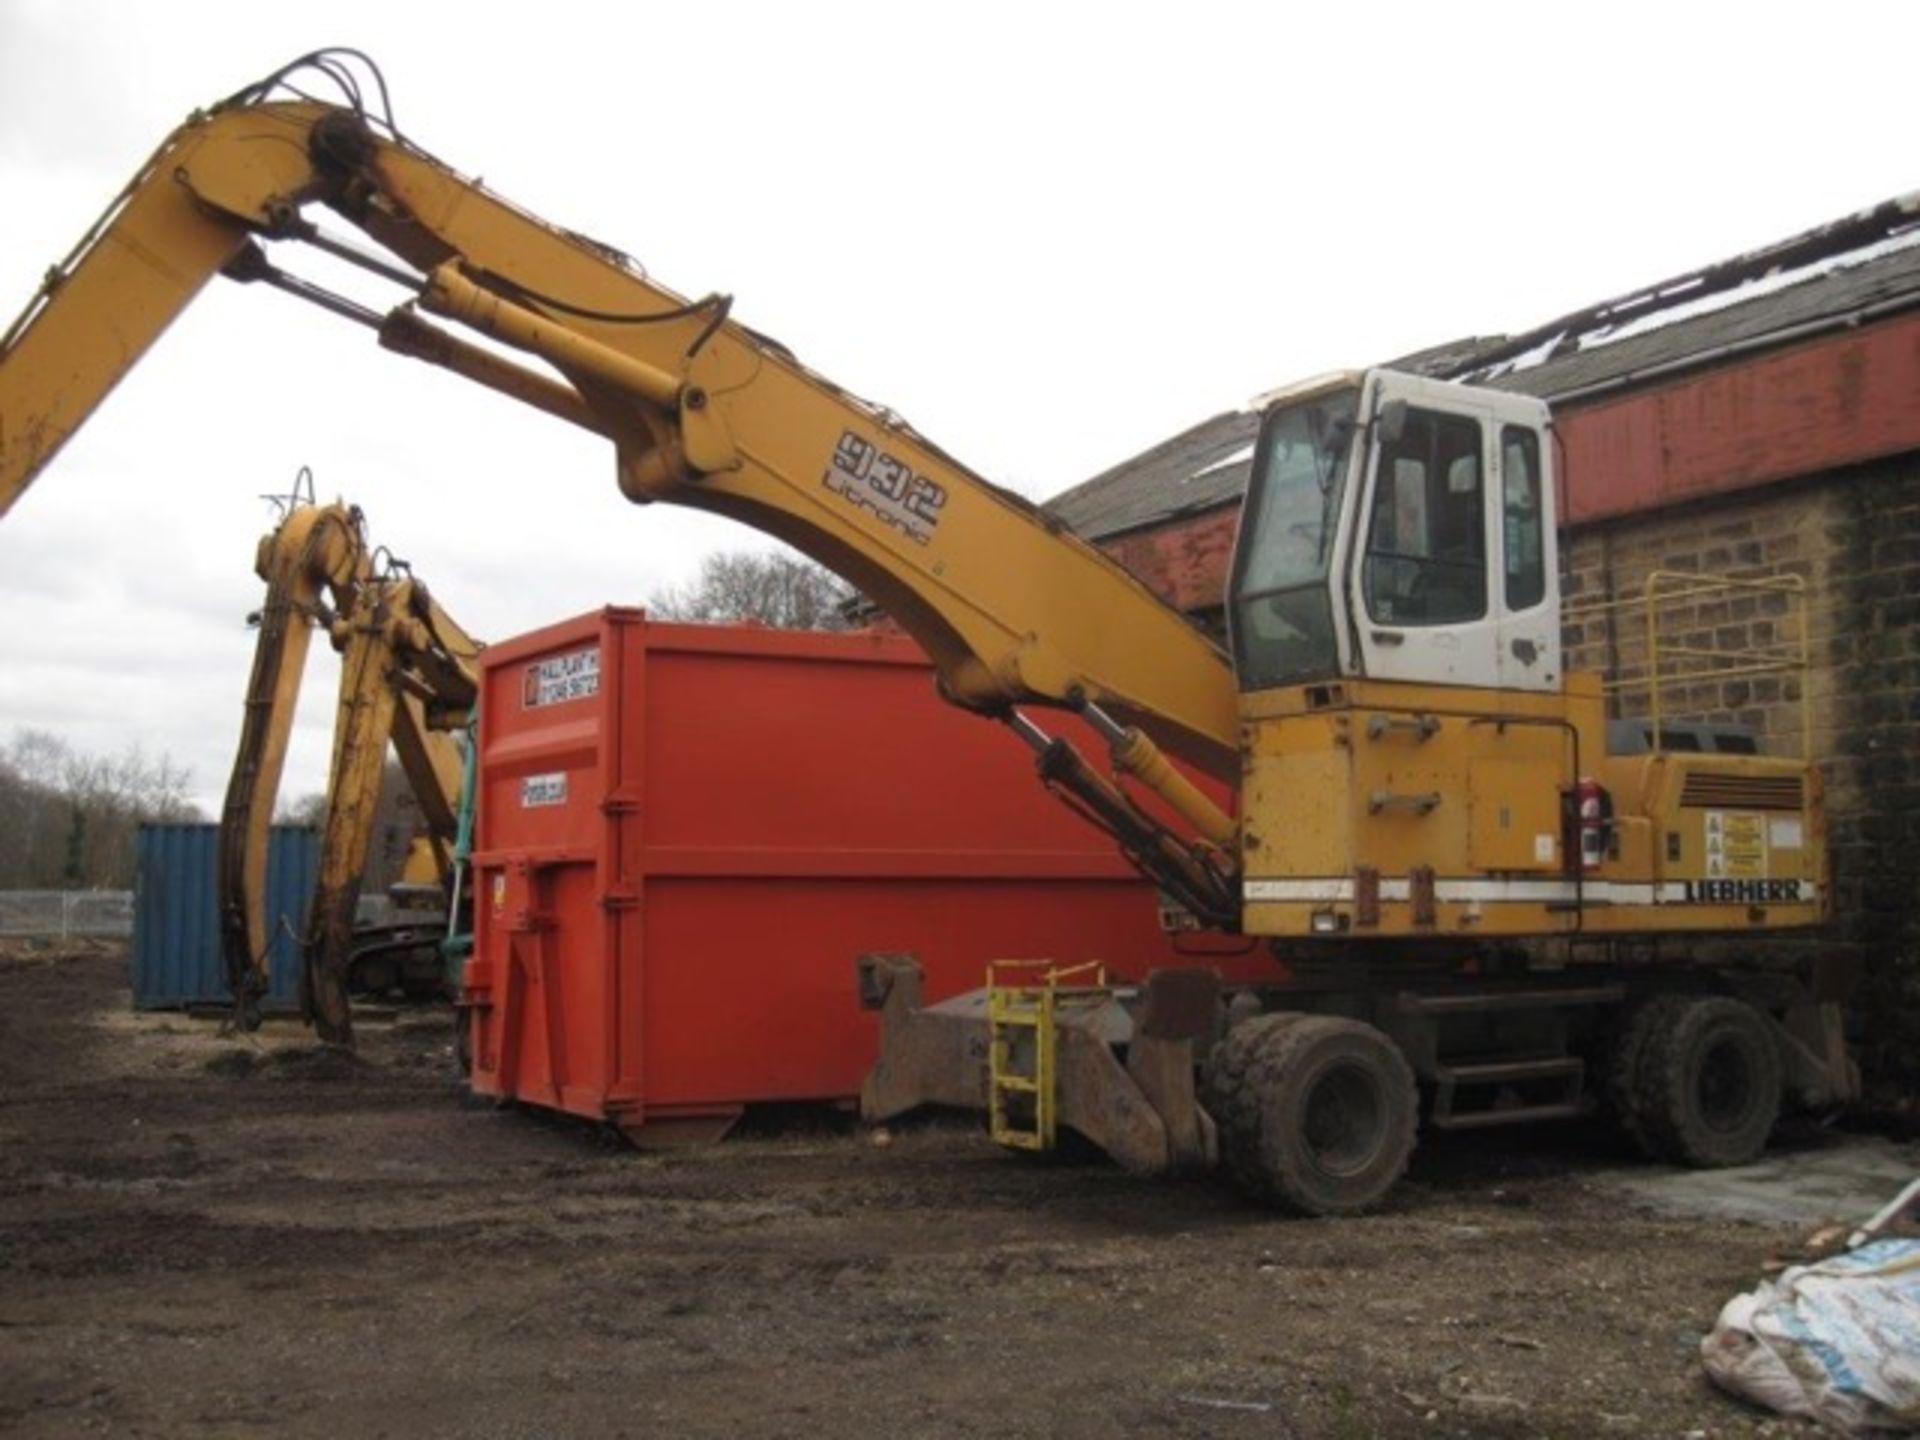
[1451,187,1920,383]
[1500,281,1920,408]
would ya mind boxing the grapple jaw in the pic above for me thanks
[858,953,1218,1176]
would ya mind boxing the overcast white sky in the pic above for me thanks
[2,0,1915,813]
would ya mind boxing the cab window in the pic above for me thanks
[1502,425,1546,611]
[1229,387,1359,689]
[1362,409,1486,626]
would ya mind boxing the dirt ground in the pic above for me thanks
[0,943,1858,1438]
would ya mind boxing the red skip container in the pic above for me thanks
[464,608,1258,1141]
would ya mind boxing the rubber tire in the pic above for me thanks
[1604,994,1689,1159]
[1204,1013,1311,1199]
[1634,995,1781,1168]
[1211,1015,1417,1216]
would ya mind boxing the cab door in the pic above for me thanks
[1346,373,1502,689]
[1492,419,1561,693]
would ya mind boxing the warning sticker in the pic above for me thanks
[1704,810,1767,880]
[521,772,569,808]
[523,647,600,709]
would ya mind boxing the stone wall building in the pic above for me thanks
[1047,200,1920,1102]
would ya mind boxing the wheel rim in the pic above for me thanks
[1302,1060,1386,1177]
[1696,1031,1760,1134]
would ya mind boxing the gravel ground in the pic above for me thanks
[0,941,1848,1438]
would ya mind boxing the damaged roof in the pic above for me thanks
[1048,197,1920,542]
[1044,407,1261,547]
[1482,234,1920,403]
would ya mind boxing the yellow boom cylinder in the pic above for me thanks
[1108,727,1237,851]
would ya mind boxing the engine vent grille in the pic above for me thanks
[1679,772,1805,812]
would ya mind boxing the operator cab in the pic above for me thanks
[1229,369,1558,696]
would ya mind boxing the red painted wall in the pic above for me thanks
[1099,507,1239,617]
[1556,310,1920,524]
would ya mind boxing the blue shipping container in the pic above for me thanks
[133,823,320,1010]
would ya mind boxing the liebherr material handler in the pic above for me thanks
[221,489,481,1042]
[0,53,1857,1212]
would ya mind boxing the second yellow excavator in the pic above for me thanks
[220,483,481,1042]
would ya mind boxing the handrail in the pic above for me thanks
[1564,569,1810,758]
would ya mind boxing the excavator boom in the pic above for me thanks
[0,70,1239,791]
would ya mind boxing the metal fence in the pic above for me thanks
[0,890,135,939]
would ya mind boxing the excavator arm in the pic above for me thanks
[301,570,480,1043]
[0,58,1241,926]
[218,499,369,1023]
[220,492,481,1041]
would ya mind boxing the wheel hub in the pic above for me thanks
[1303,1061,1385,1176]
[1697,1033,1758,1134]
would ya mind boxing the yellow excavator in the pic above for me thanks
[0,53,1857,1211]
[220,480,481,1042]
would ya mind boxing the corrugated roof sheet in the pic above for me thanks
[1048,235,1920,542]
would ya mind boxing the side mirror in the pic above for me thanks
[1376,399,1410,446]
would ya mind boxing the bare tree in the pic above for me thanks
[0,758,40,885]
[0,729,204,888]
[7,730,68,789]
[0,737,67,887]
[649,549,858,630]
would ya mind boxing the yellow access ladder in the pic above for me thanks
[986,961,1107,1151]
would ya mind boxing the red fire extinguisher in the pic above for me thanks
[1569,777,1613,872]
